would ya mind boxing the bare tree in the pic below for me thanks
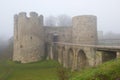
[57,14,72,26]
[45,16,57,26]
[0,38,7,54]
[0,37,13,60]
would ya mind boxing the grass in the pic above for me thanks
[72,58,120,80]
[1,58,120,80]
[0,60,60,80]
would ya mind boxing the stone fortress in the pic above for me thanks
[13,12,119,70]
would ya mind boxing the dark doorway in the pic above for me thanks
[53,33,59,42]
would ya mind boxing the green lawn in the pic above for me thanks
[0,60,60,80]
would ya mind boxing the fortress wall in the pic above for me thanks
[13,12,99,66]
[13,12,44,63]
[72,15,98,45]
[44,26,72,43]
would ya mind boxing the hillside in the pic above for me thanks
[72,58,120,80]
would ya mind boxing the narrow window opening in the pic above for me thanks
[53,33,59,42]
[30,36,32,39]
[20,45,23,48]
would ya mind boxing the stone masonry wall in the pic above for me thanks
[44,26,72,43]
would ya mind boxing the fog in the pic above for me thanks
[0,0,120,40]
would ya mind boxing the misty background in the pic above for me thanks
[0,0,120,39]
[0,0,120,59]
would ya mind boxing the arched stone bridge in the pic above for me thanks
[47,42,120,70]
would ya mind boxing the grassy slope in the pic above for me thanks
[72,58,120,80]
[0,60,60,80]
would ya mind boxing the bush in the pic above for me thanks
[14,61,21,64]
[57,66,70,80]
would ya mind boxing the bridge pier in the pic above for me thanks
[58,47,63,64]
[62,47,68,68]
[49,46,54,59]
[117,51,120,58]
[57,46,70,68]
[95,51,103,65]
[72,49,77,71]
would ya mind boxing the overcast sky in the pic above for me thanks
[0,0,120,40]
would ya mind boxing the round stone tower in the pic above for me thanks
[13,12,44,63]
[72,15,98,45]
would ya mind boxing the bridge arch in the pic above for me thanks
[77,49,88,69]
[68,48,74,69]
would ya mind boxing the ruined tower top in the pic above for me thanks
[30,12,38,17]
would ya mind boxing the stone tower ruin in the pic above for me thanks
[13,12,44,63]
